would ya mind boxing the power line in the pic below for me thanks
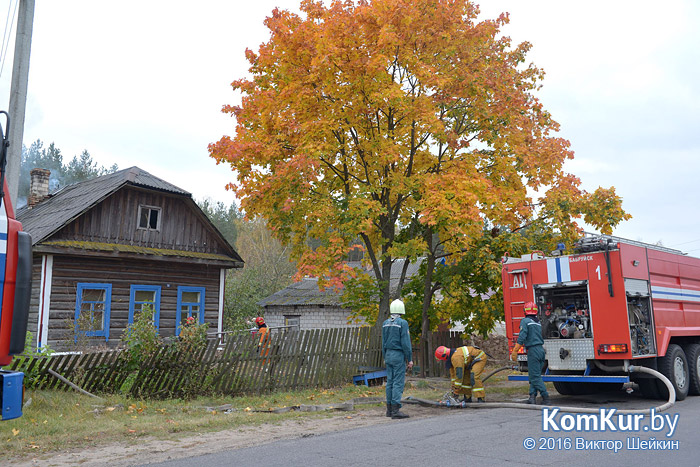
[668,238,700,248]
[0,0,13,73]
[0,0,18,79]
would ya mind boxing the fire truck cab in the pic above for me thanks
[503,235,700,401]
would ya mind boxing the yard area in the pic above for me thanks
[2,368,535,466]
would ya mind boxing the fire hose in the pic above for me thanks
[403,364,676,414]
[197,365,675,416]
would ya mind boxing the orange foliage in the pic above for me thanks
[209,0,629,318]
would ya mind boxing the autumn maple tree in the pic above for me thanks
[209,0,630,336]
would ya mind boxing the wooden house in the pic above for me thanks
[17,167,243,350]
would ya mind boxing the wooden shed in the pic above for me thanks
[258,260,420,330]
[17,167,243,350]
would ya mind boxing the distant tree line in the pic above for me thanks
[19,139,118,207]
[197,199,295,333]
[222,217,295,332]
[196,198,241,247]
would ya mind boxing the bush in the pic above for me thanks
[122,305,162,367]
[62,312,111,352]
[177,317,208,353]
[22,331,54,357]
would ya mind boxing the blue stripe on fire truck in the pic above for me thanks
[0,252,5,308]
[651,286,700,303]
[0,200,6,312]
[547,258,571,283]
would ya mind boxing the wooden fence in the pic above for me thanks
[6,349,131,394]
[413,330,466,378]
[7,327,384,398]
[6,327,468,398]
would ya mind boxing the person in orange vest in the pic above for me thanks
[435,345,487,402]
[255,317,270,361]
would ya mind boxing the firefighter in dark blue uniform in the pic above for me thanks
[511,301,550,405]
[382,299,413,419]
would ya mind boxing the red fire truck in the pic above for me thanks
[503,234,700,401]
[0,112,32,420]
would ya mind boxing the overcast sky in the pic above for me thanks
[1,1,698,254]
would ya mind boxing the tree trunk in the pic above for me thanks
[373,257,395,331]
[419,229,436,377]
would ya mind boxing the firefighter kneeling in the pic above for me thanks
[435,345,487,402]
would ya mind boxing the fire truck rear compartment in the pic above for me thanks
[533,279,655,359]
[535,283,591,341]
[514,279,657,392]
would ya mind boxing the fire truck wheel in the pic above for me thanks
[571,382,602,395]
[599,382,624,393]
[637,378,661,399]
[553,381,600,395]
[681,342,700,396]
[656,344,689,401]
[553,381,575,395]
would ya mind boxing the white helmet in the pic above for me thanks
[390,299,405,315]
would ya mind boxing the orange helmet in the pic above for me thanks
[435,346,450,361]
[254,317,266,326]
[524,302,538,315]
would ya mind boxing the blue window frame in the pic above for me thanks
[129,285,161,328]
[176,286,205,335]
[75,283,112,341]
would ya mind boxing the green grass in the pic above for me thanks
[0,384,400,457]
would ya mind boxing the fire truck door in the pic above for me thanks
[507,269,532,337]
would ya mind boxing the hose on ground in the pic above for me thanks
[593,362,676,412]
[403,364,676,414]
[197,365,675,416]
[200,397,387,414]
[481,366,514,383]
[629,365,676,412]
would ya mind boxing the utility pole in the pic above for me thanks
[7,0,35,209]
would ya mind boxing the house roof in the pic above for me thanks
[17,166,190,245]
[258,278,345,307]
[16,166,243,265]
[258,258,423,308]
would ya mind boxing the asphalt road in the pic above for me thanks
[142,392,700,467]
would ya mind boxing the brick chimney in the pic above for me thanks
[28,168,51,208]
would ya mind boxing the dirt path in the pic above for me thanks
[12,404,441,467]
